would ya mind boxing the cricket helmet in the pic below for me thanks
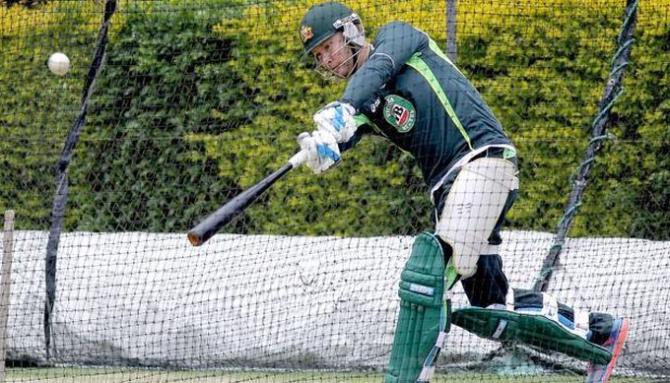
[299,2,365,55]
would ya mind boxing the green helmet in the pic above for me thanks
[299,1,363,54]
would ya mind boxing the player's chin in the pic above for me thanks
[334,64,353,79]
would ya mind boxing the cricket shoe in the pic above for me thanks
[585,318,630,383]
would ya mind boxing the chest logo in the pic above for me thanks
[383,95,416,133]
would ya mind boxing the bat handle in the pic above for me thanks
[288,149,308,168]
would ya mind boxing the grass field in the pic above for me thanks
[5,368,662,383]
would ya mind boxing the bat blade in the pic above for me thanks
[187,150,307,247]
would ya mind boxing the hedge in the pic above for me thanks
[0,1,100,227]
[1,1,668,239]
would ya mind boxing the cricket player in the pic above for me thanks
[296,2,629,382]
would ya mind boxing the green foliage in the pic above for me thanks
[2,1,668,239]
[70,1,250,232]
[597,25,670,239]
[0,1,99,229]
[2,0,49,8]
[460,6,623,235]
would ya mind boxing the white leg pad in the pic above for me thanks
[436,157,518,278]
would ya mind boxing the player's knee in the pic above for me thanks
[461,255,508,308]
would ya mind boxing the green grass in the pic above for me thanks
[5,368,661,383]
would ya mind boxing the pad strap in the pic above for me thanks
[540,293,559,322]
[417,258,460,382]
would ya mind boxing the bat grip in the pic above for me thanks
[288,149,308,168]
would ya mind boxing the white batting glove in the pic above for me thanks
[313,101,357,143]
[297,130,341,174]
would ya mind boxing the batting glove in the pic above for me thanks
[297,130,341,174]
[313,101,357,143]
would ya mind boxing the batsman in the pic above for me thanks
[296,2,629,382]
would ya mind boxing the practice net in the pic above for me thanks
[0,0,669,382]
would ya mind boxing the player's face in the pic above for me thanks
[312,32,355,79]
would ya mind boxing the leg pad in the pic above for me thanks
[452,307,612,364]
[385,232,446,383]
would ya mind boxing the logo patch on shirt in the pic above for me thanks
[383,95,416,133]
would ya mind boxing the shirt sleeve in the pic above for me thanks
[342,21,429,111]
[338,123,372,152]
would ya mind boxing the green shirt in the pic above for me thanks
[340,21,512,189]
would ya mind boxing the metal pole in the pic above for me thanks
[0,210,16,383]
[446,0,457,62]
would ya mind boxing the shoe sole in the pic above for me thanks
[601,318,630,382]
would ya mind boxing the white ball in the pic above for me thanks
[48,52,70,76]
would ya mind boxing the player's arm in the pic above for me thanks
[304,22,426,158]
[337,121,372,152]
[342,21,429,110]
[307,20,426,152]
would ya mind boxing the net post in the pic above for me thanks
[0,210,16,383]
[532,0,638,292]
[446,0,458,63]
